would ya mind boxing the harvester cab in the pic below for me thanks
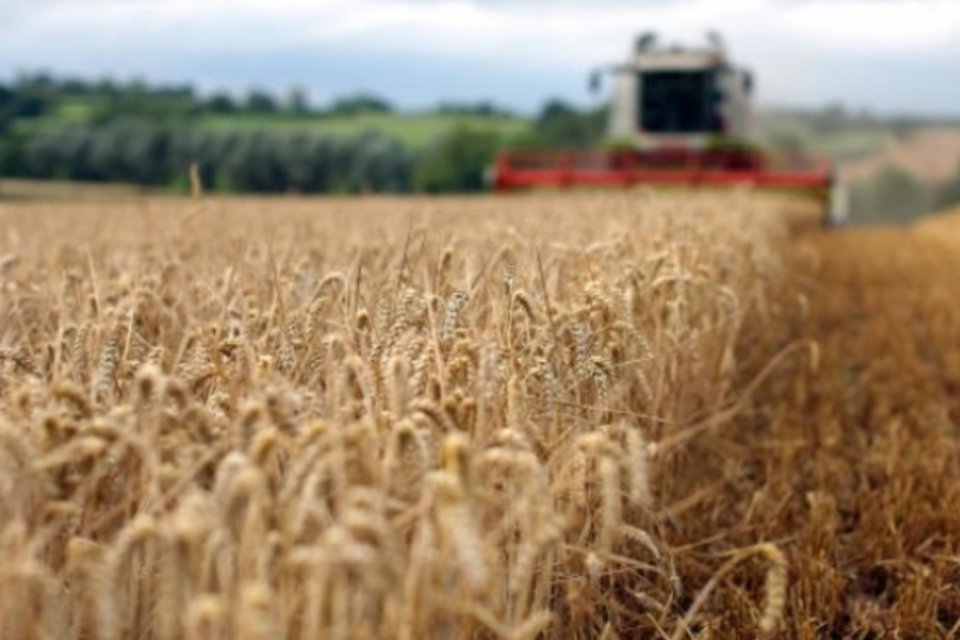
[602,32,753,149]
[494,33,847,226]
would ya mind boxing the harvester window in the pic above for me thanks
[639,70,720,134]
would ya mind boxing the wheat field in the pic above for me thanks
[0,191,957,639]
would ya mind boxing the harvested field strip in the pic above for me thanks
[765,225,960,637]
[640,221,960,637]
[837,126,960,185]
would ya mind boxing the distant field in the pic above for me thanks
[754,110,901,162]
[200,112,531,148]
[838,126,960,184]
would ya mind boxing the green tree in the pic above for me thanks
[327,94,392,117]
[0,85,12,134]
[286,87,310,115]
[245,90,277,114]
[512,100,606,149]
[414,126,500,192]
[0,132,24,175]
[206,93,238,114]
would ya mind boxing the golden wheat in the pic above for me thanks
[2,190,955,638]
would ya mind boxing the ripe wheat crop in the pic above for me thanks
[1,191,956,639]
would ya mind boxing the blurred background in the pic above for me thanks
[1,0,959,222]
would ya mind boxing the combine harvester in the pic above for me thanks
[493,33,846,225]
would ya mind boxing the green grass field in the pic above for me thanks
[199,112,531,148]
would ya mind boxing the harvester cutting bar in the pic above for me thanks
[493,149,832,192]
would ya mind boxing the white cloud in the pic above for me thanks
[777,0,960,51]
[6,0,959,62]
[1,0,958,111]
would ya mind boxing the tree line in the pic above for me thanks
[5,121,414,193]
[0,73,405,124]
[0,74,606,193]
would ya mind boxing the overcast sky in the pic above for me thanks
[1,0,959,115]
